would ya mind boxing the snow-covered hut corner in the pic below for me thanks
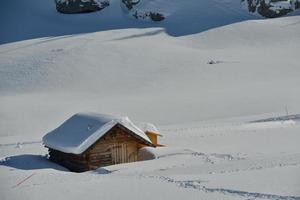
[42,112,164,172]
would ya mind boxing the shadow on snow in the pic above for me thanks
[0,154,68,171]
[0,0,260,45]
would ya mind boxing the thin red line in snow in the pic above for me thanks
[12,172,36,188]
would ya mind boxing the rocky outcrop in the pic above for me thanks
[242,0,300,18]
[121,0,140,10]
[55,0,109,14]
[149,12,165,21]
[121,0,165,21]
[132,11,165,21]
[55,0,164,21]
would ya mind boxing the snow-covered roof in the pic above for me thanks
[136,122,160,134]
[42,112,153,154]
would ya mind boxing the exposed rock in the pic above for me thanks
[55,0,109,14]
[121,0,140,10]
[131,10,165,21]
[121,0,165,21]
[295,0,300,8]
[149,12,165,21]
[242,0,300,18]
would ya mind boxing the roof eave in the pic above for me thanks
[116,123,155,147]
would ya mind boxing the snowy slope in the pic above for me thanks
[0,0,256,44]
[0,0,300,200]
[1,119,300,200]
[1,14,299,136]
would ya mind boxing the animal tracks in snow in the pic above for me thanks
[149,176,300,200]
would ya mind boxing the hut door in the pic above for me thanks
[111,143,138,164]
[126,143,138,162]
[111,143,126,164]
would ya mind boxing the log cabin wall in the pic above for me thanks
[48,149,89,172]
[86,125,143,170]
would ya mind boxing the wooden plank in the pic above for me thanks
[89,155,111,160]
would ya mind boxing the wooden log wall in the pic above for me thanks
[48,149,89,172]
[86,125,141,170]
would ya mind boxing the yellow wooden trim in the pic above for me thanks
[145,131,163,137]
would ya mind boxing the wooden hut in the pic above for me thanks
[43,113,163,172]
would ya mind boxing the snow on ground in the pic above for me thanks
[1,119,300,200]
[0,0,300,199]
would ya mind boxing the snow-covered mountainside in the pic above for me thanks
[0,0,256,44]
[0,0,300,200]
